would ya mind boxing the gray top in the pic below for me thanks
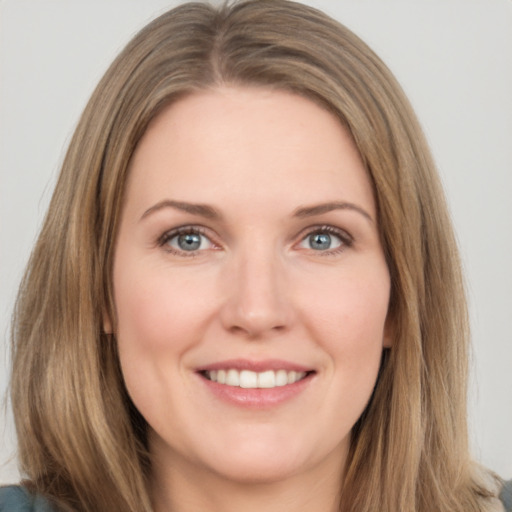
[1,480,512,511]
[0,486,55,511]
[502,479,512,512]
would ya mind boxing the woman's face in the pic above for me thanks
[110,87,391,486]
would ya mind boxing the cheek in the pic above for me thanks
[114,264,222,390]
[303,269,390,348]
[112,265,217,422]
[297,262,390,396]
[114,265,216,354]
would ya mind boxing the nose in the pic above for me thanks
[219,248,293,338]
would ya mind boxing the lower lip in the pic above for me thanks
[198,373,314,409]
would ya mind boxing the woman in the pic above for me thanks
[1,1,510,511]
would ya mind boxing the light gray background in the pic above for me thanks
[1,0,511,484]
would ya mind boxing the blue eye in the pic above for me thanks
[176,233,203,251]
[162,229,213,253]
[298,228,348,252]
[308,232,335,250]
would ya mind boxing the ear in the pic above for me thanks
[382,315,394,349]
[103,310,113,335]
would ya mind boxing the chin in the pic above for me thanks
[196,430,346,486]
[205,455,310,485]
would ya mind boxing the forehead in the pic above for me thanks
[125,86,375,219]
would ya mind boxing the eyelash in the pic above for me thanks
[300,225,353,256]
[158,225,215,257]
[157,224,353,257]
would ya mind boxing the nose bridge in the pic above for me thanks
[221,241,291,337]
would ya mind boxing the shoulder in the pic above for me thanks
[501,479,512,512]
[0,486,56,512]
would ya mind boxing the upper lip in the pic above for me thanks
[196,359,314,373]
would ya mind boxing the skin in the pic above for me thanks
[108,87,391,512]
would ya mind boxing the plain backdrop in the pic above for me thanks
[1,0,511,484]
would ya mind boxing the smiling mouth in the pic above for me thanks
[200,369,313,389]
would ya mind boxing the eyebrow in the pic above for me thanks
[293,201,374,223]
[140,199,373,224]
[140,200,221,221]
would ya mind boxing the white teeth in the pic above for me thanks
[204,369,308,388]
[258,370,275,388]
[275,369,288,386]
[226,369,240,386]
[239,370,258,388]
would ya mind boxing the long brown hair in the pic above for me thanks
[10,1,501,511]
